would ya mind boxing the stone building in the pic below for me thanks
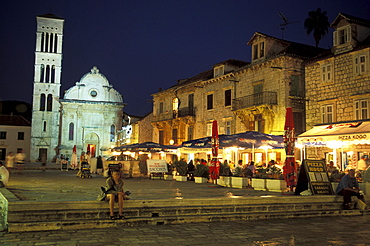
[151,32,324,163]
[299,13,370,169]
[0,100,32,160]
[59,66,124,158]
[118,112,153,146]
[30,13,64,162]
[30,14,124,161]
[0,115,31,161]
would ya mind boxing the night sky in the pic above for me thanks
[0,0,369,116]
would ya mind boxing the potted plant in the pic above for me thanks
[174,160,188,181]
[266,166,287,192]
[231,166,251,188]
[219,162,232,187]
[163,163,173,181]
[251,169,267,191]
[267,165,282,179]
[193,164,209,183]
[359,169,370,195]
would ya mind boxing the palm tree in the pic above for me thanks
[304,8,330,47]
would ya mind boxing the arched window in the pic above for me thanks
[69,123,74,141]
[51,65,55,83]
[41,32,45,52]
[172,98,179,111]
[54,34,58,53]
[172,97,179,118]
[45,65,50,83]
[47,94,52,111]
[45,33,49,52]
[110,125,115,142]
[40,64,45,82]
[49,33,53,53]
[39,94,45,111]
[43,121,47,132]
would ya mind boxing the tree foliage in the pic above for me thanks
[304,8,330,47]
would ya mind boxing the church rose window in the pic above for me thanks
[90,90,98,97]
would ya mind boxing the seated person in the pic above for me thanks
[327,161,338,174]
[105,170,125,220]
[247,161,257,177]
[330,170,345,182]
[266,160,277,173]
[336,169,364,210]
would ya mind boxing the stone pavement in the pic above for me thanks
[2,162,370,245]
[3,162,284,202]
[1,215,370,245]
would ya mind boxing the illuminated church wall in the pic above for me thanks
[31,14,124,161]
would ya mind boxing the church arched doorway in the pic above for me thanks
[84,133,99,157]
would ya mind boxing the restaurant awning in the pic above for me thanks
[181,131,284,149]
[298,120,370,145]
[114,142,178,152]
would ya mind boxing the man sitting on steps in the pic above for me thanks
[336,169,365,210]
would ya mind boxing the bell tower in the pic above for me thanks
[30,13,64,162]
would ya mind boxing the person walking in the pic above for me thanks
[357,156,368,171]
[40,153,47,172]
[96,156,104,175]
[86,151,91,165]
[70,145,78,170]
[15,150,26,175]
[5,152,15,173]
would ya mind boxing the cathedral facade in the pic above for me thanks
[30,14,124,162]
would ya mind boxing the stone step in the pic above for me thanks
[8,209,369,232]
[8,202,346,223]
[8,195,350,211]
[7,195,369,232]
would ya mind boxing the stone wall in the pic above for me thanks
[305,47,370,129]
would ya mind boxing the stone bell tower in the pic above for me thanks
[30,13,64,162]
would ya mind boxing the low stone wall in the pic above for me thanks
[332,182,370,195]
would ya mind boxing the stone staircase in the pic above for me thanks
[7,195,369,232]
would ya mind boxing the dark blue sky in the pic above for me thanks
[0,0,369,115]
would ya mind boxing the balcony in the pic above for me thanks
[177,107,196,118]
[152,107,196,122]
[232,91,277,111]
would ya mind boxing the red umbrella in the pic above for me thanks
[210,120,220,181]
[283,108,297,191]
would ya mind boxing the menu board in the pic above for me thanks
[146,159,168,173]
[295,159,334,195]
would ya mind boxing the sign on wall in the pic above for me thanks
[146,159,168,173]
[295,159,334,195]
